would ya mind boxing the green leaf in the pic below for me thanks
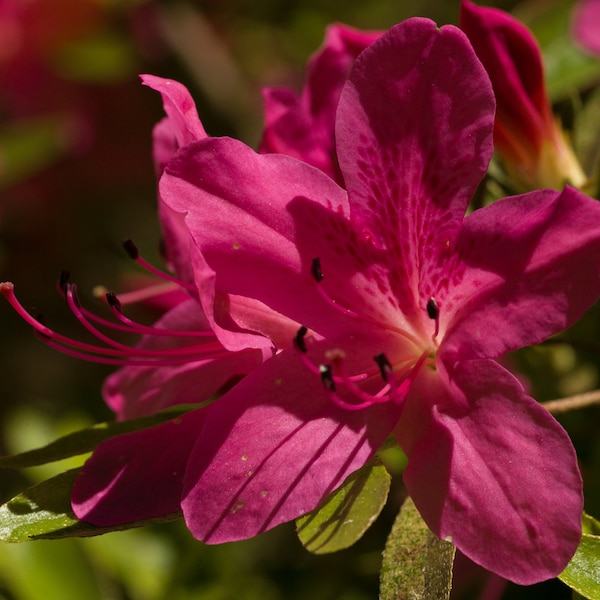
[0,406,194,469]
[559,513,600,599]
[0,470,80,541]
[0,468,181,542]
[295,457,391,554]
[380,496,455,600]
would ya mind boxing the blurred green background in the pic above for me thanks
[1,0,600,598]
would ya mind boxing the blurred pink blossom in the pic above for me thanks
[572,0,600,56]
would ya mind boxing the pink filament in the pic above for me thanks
[0,281,232,367]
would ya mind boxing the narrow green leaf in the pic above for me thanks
[559,513,600,599]
[0,468,181,542]
[0,470,80,541]
[0,406,194,469]
[295,457,391,554]
[380,496,455,600]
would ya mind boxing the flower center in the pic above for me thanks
[291,258,436,411]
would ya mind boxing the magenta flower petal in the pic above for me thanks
[161,139,354,343]
[261,86,332,172]
[442,185,600,361]
[336,18,494,323]
[103,298,263,420]
[181,342,404,543]
[140,74,207,173]
[260,24,381,181]
[141,74,210,285]
[72,409,208,525]
[396,359,582,585]
[573,0,600,56]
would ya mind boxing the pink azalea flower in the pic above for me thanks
[572,0,600,56]
[1,71,301,423]
[259,23,381,183]
[0,72,282,421]
[460,1,586,192]
[67,18,600,585]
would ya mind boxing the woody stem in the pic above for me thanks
[541,389,600,415]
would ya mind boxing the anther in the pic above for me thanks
[319,364,336,391]
[374,353,392,381]
[427,297,440,339]
[58,270,71,294]
[426,297,439,320]
[311,257,324,282]
[122,239,139,260]
[120,239,197,295]
[105,292,122,311]
[294,326,308,353]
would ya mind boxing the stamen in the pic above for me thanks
[311,257,324,282]
[294,330,429,413]
[0,281,235,367]
[122,239,197,294]
[35,334,234,367]
[122,239,140,259]
[294,326,309,353]
[426,297,438,320]
[105,291,122,310]
[94,281,181,306]
[58,270,71,294]
[319,364,335,391]
[374,353,392,381]
[427,297,440,339]
[103,291,213,338]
